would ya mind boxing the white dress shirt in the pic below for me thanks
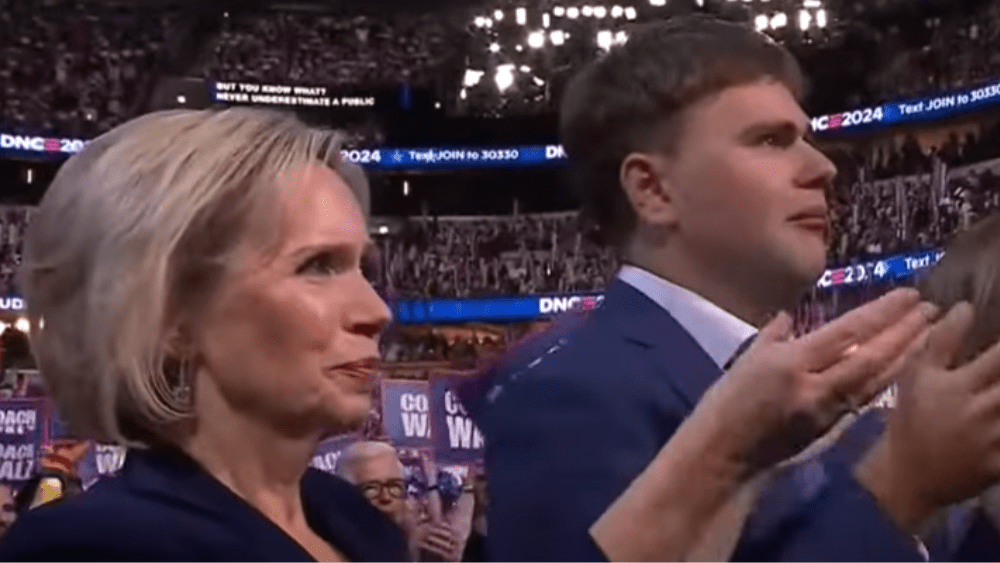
[617,265,758,369]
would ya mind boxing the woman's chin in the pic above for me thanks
[327,396,373,433]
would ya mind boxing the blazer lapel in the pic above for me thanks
[598,278,724,411]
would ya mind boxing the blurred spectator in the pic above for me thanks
[462,467,488,562]
[336,442,464,562]
[0,484,13,539]
[201,12,457,90]
[0,0,169,136]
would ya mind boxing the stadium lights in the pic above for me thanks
[594,6,608,17]
[771,13,787,28]
[615,30,628,44]
[495,9,504,20]
[496,65,515,92]
[625,6,637,19]
[754,14,768,30]
[403,180,410,196]
[567,6,580,18]
[803,0,821,7]
[520,65,532,72]
[798,9,810,30]
[463,69,485,87]
[551,30,566,45]
[460,88,467,100]
[582,6,593,16]
[553,6,565,16]
[611,5,623,17]
[597,30,613,50]
[15,318,29,333]
[516,44,524,51]
[516,7,527,25]
[533,76,545,87]
[484,18,494,28]
[474,16,485,27]
[650,0,666,6]
[543,13,551,28]
[816,9,827,27]
[489,42,500,52]
[528,31,546,48]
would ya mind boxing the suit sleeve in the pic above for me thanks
[483,369,682,562]
[733,459,925,562]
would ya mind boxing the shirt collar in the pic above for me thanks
[617,265,758,369]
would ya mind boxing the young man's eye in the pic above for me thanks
[760,133,793,147]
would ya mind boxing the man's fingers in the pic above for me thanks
[856,327,931,403]
[923,302,975,370]
[422,534,456,553]
[965,332,1000,391]
[798,288,922,370]
[822,302,938,402]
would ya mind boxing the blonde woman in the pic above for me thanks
[0,109,405,561]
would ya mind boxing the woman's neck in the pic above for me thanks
[178,400,322,528]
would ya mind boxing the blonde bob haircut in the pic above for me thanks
[21,108,370,446]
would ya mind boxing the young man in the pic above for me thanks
[479,16,1000,562]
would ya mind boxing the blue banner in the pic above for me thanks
[430,375,485,464]
[811,77,1000,135]
[380,380,433,449]
[8,78,1000,164]
[0,248,944,325]
[0,399,45,485]
[816,249,944,289]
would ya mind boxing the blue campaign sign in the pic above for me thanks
[76,444,127,489]
[381,380,433,449]
[0,398,45,485]
[429,375,484,464]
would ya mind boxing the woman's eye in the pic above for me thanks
[298,253,345,276]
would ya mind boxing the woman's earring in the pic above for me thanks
[171,358,194,409]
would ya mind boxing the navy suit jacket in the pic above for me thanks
[476,279,924,562]
[0,447,408,562]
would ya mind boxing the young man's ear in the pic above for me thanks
[619,152,679,230]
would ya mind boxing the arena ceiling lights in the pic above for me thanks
[466,0,828,103]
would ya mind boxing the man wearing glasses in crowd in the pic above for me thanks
[337,441,467,561]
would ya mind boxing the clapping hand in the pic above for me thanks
[857,302,1000,531]
[415,520,459,562]
[689,287,936,475]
